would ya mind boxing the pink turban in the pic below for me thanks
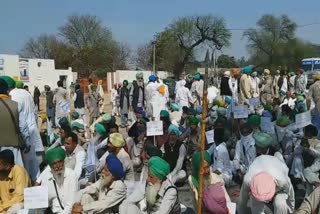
[203,182,228,214]
[250,172,276,202]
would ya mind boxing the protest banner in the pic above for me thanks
[295,111,311,129]
[233,105,249,119]
[146,121,164,136]
[24,186,48,209]
[205,130,214,144]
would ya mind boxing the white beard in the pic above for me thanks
[52,168,65,186]
[146,182,161,206]
[99,174,113,189]
[203,174,212,188]
[137,80,144,87]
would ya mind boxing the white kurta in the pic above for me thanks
[175,86,193,108]
[145,82,164,120]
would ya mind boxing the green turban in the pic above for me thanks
[192,151,211,189]
[296,95,304,102]
[248,114,261,127]
[102,114,112,123]
[160,110,169,118]
[45,147,66,166]
[187,108,197,116]
[253,132,273,148]
[168,124,180,136]
[71,112,80,120]
[148,156,170,180]
[145,145,162,158]
[58,117,70,130]
[264,104,273,112]
[123,80,128,85]
[171,103,180,111]
[276,116,290,127]
[139,117,149,125]
[136,72,143,79]
[15,81,24,89]
[189,117,200,126]
[194,73,201,80]
[71,122,84,130]
[0,76,16,89]
[95,123,106,135]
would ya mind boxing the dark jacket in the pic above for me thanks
[34,87,41,103]
[119,87,130,109]
[74,89,85,109]
[220,76,232,96]
[131,80,145,109]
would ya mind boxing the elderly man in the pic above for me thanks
[130,72,145,110]
[99,133,135,182]
[1,76,43,182]
[54,80,69,125]
[38,147,78,214]
[175,79,194,109]
[249,71,260,98]
[120,157,181,214]
[190,73,204,107]
[73,154,126,214]
[238,155,295,214]
[295,68,306,94]
[260,69,274,104]
[307,74,320,130]
[0,150,30,213]
[239,66,252,104]
[64,132,86,180]
[145,75,162,119]
[273,69,281,98]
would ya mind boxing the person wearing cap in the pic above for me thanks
[233,123,256,178]
[239,66,253,104]
[238,155,294,214]
[280,91,296,109]
[294,68,307,94]
[307,73,320,130]
[169,103,182,126]
[0,150,30,213]
[87,84,101,126]
[73,83,86,125]
[260,69,274,104]
[163,124,187,184]
[140,143,163,183]
[48,117,72,150]
[127,117,149,168]
[190,73,204,107]
[130,72,145,111]
[145,74,160,119]
[220,71,232,99]
[38,147,78,214]
[180,117,200,155]
[253,131,274,157]
[249,71,261,98]
[99,133,134,182]
[1,76,43,182]
[247,114,261,133]
[44,85,56,127]
[175,79,194,109]
[119,157,181,214]
[73,154,126,214]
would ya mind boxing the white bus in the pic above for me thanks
[301,58,320,86]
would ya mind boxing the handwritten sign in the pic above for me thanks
[249,97,260,108]
[233,105,249,119]
[59,100,70,114]
[206,130,214,144]
[24,186,48,209]
[260,117,275,133]
[147,121,164,136]
[295,111,311,128]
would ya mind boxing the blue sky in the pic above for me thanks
[1,0,319,59]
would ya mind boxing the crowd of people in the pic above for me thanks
[1,65,320,214]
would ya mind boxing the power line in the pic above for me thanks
[228,22,320,31]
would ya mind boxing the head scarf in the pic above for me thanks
[217,107,227,117]
[148,156,170,180]
[71,122,85,130]
[145,145,162,158]
[106,154,125,180]
[95,123,107,135]
[225,96,232,104]
[250,172,276,202]
[224,70,230,77]
[242,66,252,74]
[313,74,320,80]
[102,114,112,123]
[191,151,211,189]
[203,182,228,214]
[40,113,47,123]
[74,83,80,90]
[136,72,143,79]
[45,147,66,166]
[168,124,180,136]
[158,85,165,95]
[160,110,169,118]
[149,75,156,82]
[230,68,239,76]
[171,103,180,111]
[264,104,273,112]
[196,106,203,114]
[109,133,125,147]
[251,71,258,77]
[0,76,16,89]
[58,117,70,129]
[253,132,272,148]
[290,71,295,77]
[98,80,102,85]
[263,69,270,75]
[71,112,80,120]
[297,68,303,75]
[296,95,304,102]
[276,116,290,127]
[123,80,128,85]
[135,107,144,114]
[189,117,200,126]
[15,81,24,89]
[248,114,261,127]
[139,117,149,125]
[194,73,201,80]
[180,80,186,86]
[187,108,197,116]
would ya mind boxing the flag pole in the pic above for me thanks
[197,50,210,214]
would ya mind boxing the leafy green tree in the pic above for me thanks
[217,54,237,68]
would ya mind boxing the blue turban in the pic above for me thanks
[149,75,156,82]
[171,103,180,111]
[168,124,180,136]
[196,106,203,114]
[106,154,125,180]
[194,73,201,80]
[225,96,232,104]
[242,66,252,74]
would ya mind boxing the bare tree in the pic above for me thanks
[136,43,152,70]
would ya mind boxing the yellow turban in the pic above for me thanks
[109,133,125,148]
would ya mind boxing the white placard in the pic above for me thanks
[205,130,214,144]
[260,117,275,133]
[295,111,311,128]
[249,97,260,108]
[146,121,164,136]
[24,186,48,209]
[233,105,249,119]
[227,202,236,214]
[59,100,70,114]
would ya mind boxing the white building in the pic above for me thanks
[0,54,76,94]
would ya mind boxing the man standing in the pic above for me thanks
[119,80,130,128]
[295,68,307,94]
[0,78,24,166]
[0,150,30,213]
[73,154,126,214]
[111,83,119,116]
[307,74,320,130]
[45,85,56,127]
[273,69,281,98]
[38,147,78,214]
[175,80,194,109]
[260,69,274,104]
[33,86,41,111]
[190,73,204,107]
[239,66,252,104]
[130,72,145,110]
[249,71,260,98]
[73,83,86,125]
[54,80,69,125]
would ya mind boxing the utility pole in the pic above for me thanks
[152,34,156,75]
